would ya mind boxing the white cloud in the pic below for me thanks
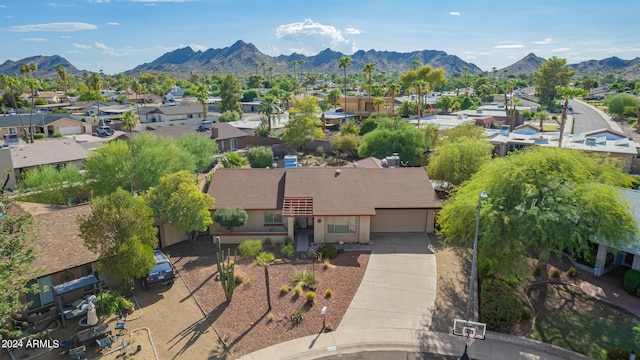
[95,42,108,50]
[270,44,279,53]
[551,47,571,52]
[94,42,127,56]
[177,43,207,51]
[48,3,75,6]
[8,22,97,32]
[132,0,188,2]
[533,38,553,45]
[465,55,476,60]
[73,43,92,49]
[22,38,47,42]
[495,44,524,49]
[449,11,460,16]
[60,35,71,39]
[275,18,358,55]
[107,22,120,26]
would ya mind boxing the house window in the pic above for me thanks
[9,128,16,135]
[327,216,357,234]
[264,212,283,225]
[230,138,238,151]
[188,114,194,119]
[25,276,54,310]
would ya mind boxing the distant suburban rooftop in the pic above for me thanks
[7,139,89,168]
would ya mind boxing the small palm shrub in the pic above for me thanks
[290,269,318,288]
[280,285,290,294]
[292,308,304,324]
[325,288,333,298]
[293,285,303,296]
[238,239,263,258]
[306,291,316,303]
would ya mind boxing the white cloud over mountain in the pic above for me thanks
[275,19,358,55]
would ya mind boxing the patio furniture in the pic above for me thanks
[69,345,86,359]
[75,323,111,346]
[115,321,127,335]
[96,335,113,352]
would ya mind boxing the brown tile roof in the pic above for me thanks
[212,122,251,141]
[208,167,441,216]
[342,157,382,168]
[9,139,89,169]
[209,168,285,210]
[20,203,98,276]
[135,125,212,141]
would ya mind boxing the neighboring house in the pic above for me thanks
[137,104,203,123]
[205,167,441,246]
[0,114,91,137]
[0,139,89,190]
[339,96,394,120]
[211,122,281,152]
[165,86,187,102]
[126,93,163,104]
[123,124,212,141]
[592,188,640,276]
[18,202,118,314]
[32,91,62,104]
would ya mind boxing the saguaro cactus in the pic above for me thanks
[216,248,236,302]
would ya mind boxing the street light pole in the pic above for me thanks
[465,191,487,321]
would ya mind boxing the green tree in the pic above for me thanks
[214,207,249,232]
[358,118,427,166]
[280,97,324,151]
[362,63,376,101]
[20,63,39,143]
[176,133,219,172]
[83,140,131,197]
[192,84,210,121]
[534,57,575,105]
[423,122,440,151]
[258,94,278,131]
[19,164,82,205]
[77,188,158,285]
[604,93,639,119]
[247,146,274,168]
[218,110,241,122]
[440,122,486,144]
[147,171,214,243]
[221,152,248,168]
[88,72,103,124]
[255,252,275,311]
[339,57,352,122]
[219,74,242,114]
[555,86,588,147]
[330,133,361,154]
[438,147,638,280]
[386,82,401,116]
[373,97,386,113]
[56,65,68,94]
[121,110,139,133]
[0,75,27,138]
[0,200,40,339]
[327,88,341,109]
[436,96,454,113]
[427,137,493,185]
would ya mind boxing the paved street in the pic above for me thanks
[570,99,620,134]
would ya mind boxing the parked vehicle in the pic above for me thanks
[198,120,213,132]
[141,250,176,290]
[96,126,114,136]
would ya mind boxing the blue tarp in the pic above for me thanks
[52,274,99,296]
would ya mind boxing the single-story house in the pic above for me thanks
[205,167,441,245]
[137,104,204,123]
[211,122,281,152]
[0,139,89,190]
[0,114,91,137]
[18,202,119,315]
[339,96,394,120]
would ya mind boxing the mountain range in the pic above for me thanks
[1,40,639,79]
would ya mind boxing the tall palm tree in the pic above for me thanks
[362,63,376,102]
[386,82,401,116]
[258,94,277,131]
[255,252,275,311]
[411,60,421,70]
[253,62,260,74]
[121,110,139,133]
[412,80,430,127]
[339,56,352,123]
[88,72,103,125]
[193,84,209,121]
[131,80,144,124]
[56,65,68,95]
[462,66,469,88]
[20,63,38,143]
[1,75,28,139]
[268,66,274,82]
[373,97,386,114]
[298,59,305,83]
[291,60,298,89]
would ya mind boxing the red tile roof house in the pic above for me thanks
[211,122,281,152]
[205,167,442,245]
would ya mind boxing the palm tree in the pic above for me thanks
[291,60,298,89]
[387,82,401,116]
[362,63,376,102]
[412,80,430,127]
[462,66,469,88]
[253,62,260,74]
[258,94,277,131]
[298,59,305,87]
[411,60,421,70]
[56,65,68,94]
[20,63,38,143]
[1,75,28,139]
[255,252,275,311]
[373,97,386,114]
[88,72,103,125]
[268,66,274,82]
[131,80,144,124]
[121,110,139,133]
[339,56,352,123]
[193,84,210,121]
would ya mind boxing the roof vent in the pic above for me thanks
[585,136,596,146]
[335,169,341,177]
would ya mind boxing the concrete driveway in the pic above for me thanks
[338,233,437,331]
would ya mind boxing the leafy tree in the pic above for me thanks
[0,200,40,338]
[330,133,361,154]
[218,110,241,122]
[192,84,210,121]
[534,57,575,105]
[214,207,249,232]
[604,93,639,119]
[327,88,341,109]
[358,118,426,165]
[427,137,493,185]
[435,96,454,113]
[121,110,139,133]
[438,147,637,280]
[247,146,274,168]
[176,133,219,172]
[88,72,103,124]
[360,116,379,136]
[255,252,275,311]
[147,171,214,242]
[221,152,248,168]
[440,122,486,144]
[77,188,158,285]
[242,89,260,102]
[373,97,386,113]
[281,97,324,151]
[219,74,242,114]
[423,122,440,151]
[83,140,131,197]
[19,165,82,205]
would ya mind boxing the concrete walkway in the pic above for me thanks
[339,233,437,331]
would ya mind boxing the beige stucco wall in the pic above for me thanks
[159,222,188,248]
[358,216,371,243]
[371,209,428,232]
[313,215,359,244]
[426,209,436,233]
[211,209,287,244]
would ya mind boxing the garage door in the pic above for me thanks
[58,125,82,135]
[370,209,427,232]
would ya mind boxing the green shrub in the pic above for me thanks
[33,133,45,139]
[521,305,533,321]
[96,291,133,316]
[264,237,273,249]
[480,282,524,330]
[319,244,338,259]
[234,271,244,285]
[551,270,560,278]
[606,348,632,360]
[623,269,640,294]
[283,236,293,246]
[290,269,318,288]
[292,308,304,324]
[325,288,333,298]
[52,132,62,138]
[281,241,294,259]
[238,239,263,258]
[293,285,303,296]
[306,291,316,303]
[565,267,578,278]
[280,285,290,294]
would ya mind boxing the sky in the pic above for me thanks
[1,0,639,75]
